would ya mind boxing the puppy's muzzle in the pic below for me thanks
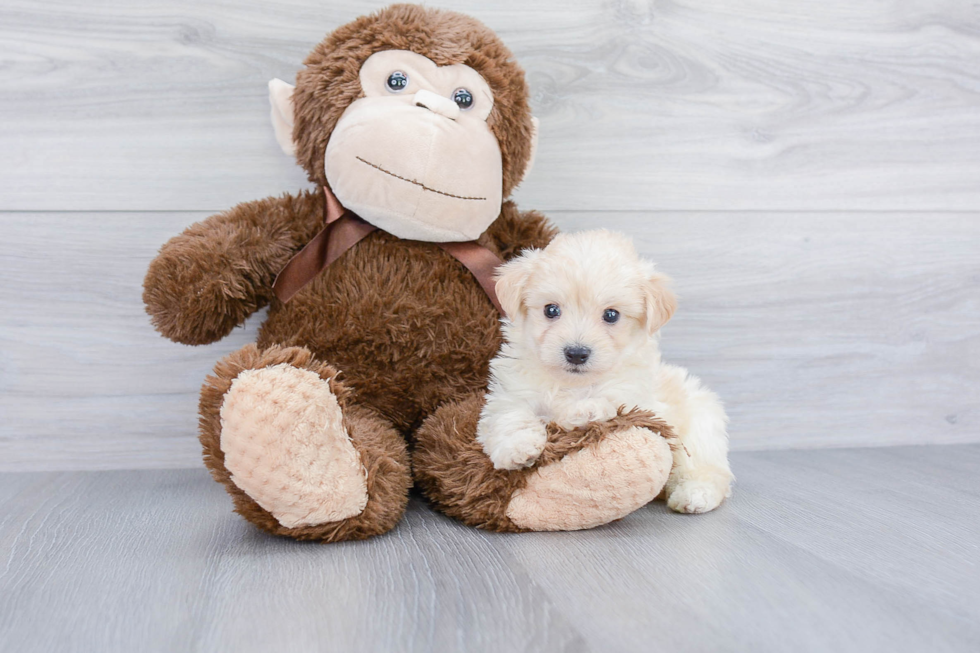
[563,345,591,366]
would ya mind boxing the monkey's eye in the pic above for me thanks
[544,304,561,319]
[452,88,474,110]
[602,308,620,324]
[386,71,409,92]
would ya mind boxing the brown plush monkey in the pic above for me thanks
[143,4,674,541]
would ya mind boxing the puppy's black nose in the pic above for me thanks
[564,345,591,366]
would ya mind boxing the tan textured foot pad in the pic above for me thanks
[506,427,672,531]
[219,363,369,528]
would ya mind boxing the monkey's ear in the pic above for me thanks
[517,116,539,186]
[494,248,541,319]
[268,78,296,157]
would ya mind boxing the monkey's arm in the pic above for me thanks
[143,190,324,345]
[486,201,558,261]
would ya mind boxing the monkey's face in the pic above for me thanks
[323,51,502,242]
[271,6,539,242]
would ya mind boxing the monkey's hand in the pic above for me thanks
[143,193,321,345]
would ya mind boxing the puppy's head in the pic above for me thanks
[495,229,676,380]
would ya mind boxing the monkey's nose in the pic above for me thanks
[563,345,591,366]
[413,89,460,120]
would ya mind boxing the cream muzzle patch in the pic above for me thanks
[325,50,503,242]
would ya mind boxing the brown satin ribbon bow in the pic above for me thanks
[272,187,505,315]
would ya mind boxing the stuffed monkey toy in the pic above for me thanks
[143,4,675,540]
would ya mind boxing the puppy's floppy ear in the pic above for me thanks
[642,268,677,334]
[494,249,541,319]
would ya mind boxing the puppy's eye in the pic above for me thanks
[386,71,409,92]
[544,304,561,319]
[602,308,620,324]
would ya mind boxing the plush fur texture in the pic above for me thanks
[144,191,324,346]
[177,194,556,539]
[146,5,683,540]
[253,200,557,433]
[479,230,734,513]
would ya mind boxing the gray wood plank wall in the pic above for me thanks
[1,0,978,470]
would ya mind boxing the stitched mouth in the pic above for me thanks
[356,156,486,201]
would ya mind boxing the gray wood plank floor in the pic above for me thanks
[1,445,977,653]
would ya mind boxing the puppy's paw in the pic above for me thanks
[487,425,548,470]
[556,399,619,429]
[666,476,730,514]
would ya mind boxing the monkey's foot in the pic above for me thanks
[414,393,674,532]
[199,344,410,541]
[219,363,369,528]
[506,426,672,531]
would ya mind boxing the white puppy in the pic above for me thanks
[477,229,733,514]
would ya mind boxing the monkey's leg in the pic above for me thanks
[199,344,411,541]
[413,393,673,532]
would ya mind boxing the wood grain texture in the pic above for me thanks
[1,211,977,471]
[2,0,980,211]
[1,445,978,652]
